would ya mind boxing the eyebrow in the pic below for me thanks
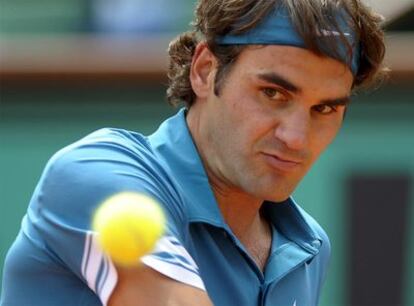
[257,72,300,93]
[257,72,351,106]
[319,96,351,106]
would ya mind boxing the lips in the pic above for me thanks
[262,152,301,172]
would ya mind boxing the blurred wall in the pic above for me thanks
[1,1,413,305]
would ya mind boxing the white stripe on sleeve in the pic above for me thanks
[141,235,206,291]
[81,231,118,306]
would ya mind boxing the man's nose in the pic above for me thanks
[274,109,310,151]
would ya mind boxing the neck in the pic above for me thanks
[187,105,272,270]
[212,178,272,271]
[212,179,264,238]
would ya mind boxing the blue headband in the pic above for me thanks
[216,5,360,75]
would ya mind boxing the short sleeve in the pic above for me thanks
[28,129,204,305]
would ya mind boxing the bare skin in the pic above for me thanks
[187,43,353,269]
[108,265,213,306]
[108,43,353,305]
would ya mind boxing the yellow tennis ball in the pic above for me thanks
[92,192,165,266]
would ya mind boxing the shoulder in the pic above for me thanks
[42,128,155,194]
[51,128,152,164]
[34,127,187,232]
[45,128,157,181]
[35,128,168,222]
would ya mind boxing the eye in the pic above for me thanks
[312,104,339,115]
[262,88,287,101]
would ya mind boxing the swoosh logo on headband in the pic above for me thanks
[319,29,351,36]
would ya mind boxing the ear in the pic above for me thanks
[190,43,217,100]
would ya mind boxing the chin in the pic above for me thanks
[247,183,294,203]
[261,180,297,203]
[237,169,299,202]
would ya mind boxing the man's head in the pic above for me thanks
[168,0,386,202]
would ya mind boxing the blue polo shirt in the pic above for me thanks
[1,109,330,306]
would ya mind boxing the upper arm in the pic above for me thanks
[29,131,193,304]
[108,265,213,306]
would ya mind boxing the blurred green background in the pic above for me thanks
[1,1,413,305]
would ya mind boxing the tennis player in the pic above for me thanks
[1,0,386,305]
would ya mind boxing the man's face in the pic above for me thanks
[193,45,353,202]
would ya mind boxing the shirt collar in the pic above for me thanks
[149,108,322,251]
[262,199,323,254]
[148,108,225,227]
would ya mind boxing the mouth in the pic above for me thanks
[261,152,302,172]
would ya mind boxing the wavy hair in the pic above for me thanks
[167,0,387,107]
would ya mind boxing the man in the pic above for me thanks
[1,0,386,305]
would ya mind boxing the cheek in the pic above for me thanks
[310,119,343,157]
[219,83,278,149]
[237,95,276,133]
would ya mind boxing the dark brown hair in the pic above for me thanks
[167,0,387,107]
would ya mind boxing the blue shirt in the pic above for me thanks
[1,109,330,306]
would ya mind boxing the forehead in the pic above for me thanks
[233,45,353,93]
